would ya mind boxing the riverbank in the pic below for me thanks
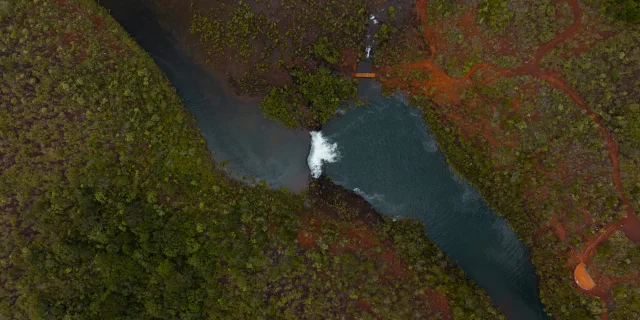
[91,0,505,318]
[375,0,640,318]
[308,174,384,225]
[1,0,506,318]
[129,1,548,317]
[145,0,414,92]
[319,80,549,319]
[126,0,640,318]
[142,0,419,131]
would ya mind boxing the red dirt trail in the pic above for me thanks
[380,0,640,313]
[410,0,640,244]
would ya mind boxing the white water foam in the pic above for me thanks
[353,187,385,202]
[421,137,438,153]
[307,131,340,178]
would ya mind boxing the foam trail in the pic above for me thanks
[308,131,340,178]
[353,187,384,202]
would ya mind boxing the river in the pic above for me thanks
[313,79,550,320]
[100,0,549,318]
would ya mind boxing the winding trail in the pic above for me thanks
[381,0,640,314]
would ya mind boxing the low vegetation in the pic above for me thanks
[186,0,367,95]
[595,0,640,23]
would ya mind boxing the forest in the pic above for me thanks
[258,67,357,128]
[0,0,503,319]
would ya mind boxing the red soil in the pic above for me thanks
[425,289,452,320]
[297,226,318,249]
[581,223,621,262]
[575,262,596,290]
[296,214,446,314]
[296,214,406,276]
[357,298,377,317]
[340,47,359,74]
[54,0,132,61]
[379,0,640,311]
[551,217,567,241]
[622,214,640,242]
[90,14,107,30]
[60,32,87,63]
[524,0,583,70]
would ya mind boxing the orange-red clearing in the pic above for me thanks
[574,262,596,290]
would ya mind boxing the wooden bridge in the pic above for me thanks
[355,73,375,78]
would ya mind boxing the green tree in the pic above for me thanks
[313,36,340,65]
[259,85,300,128]
[296,67,356,125]
[598,0,640,22]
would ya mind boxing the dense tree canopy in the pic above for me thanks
[259,67,357,128]
[597,0,640,22]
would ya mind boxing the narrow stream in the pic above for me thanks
[101,2,549,319]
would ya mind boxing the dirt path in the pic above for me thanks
[411,0,640,242]
[581,223,621,261]
[383,0,640,311]
[518,0,583,72]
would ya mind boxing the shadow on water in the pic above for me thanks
[323,78,551,320]
[100,0,310,191]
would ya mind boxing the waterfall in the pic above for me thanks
[307,131,340,178]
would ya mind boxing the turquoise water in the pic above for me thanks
[318,79,549,319]
[102,1,549,318]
